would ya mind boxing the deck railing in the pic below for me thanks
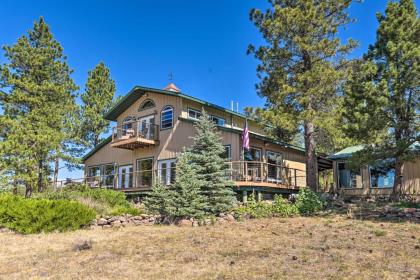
[227,161,306,189]
[58,161,306,190]
[112,121,159,143]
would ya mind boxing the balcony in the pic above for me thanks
[70,161,306,192]
[228,161,306,189]
[111,121,159,150]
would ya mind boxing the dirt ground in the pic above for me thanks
[0,215,419,280]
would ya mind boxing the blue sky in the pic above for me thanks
[1,0,418,179]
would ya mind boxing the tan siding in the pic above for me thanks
[334,158,420,197]
[181,99,266,135]
[84,92,308,186]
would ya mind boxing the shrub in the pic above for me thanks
[0,193,95,234]
[272,195,299,217]
[34,186,138,216]
[236,194,273,219]
[295,188,325,215]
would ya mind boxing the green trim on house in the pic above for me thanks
[329,145,365,160]
[82,136,112,162]
[104,86,256,121]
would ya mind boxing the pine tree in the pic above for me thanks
[248,1,357,189]
[190,110,236,214]
[0,17,78,195]
[143,184,177,220]
[172,152,207,219]
[343,0,419,197]
[81,62,116,149]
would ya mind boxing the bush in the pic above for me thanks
[0,193,95,234]
[236,194,273,219]
[295,188,325,215]
[272,195,299,217]
[34,186,139,216]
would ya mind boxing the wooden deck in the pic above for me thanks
[110,137,157,150]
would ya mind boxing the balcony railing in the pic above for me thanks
[57,167,175,191]
[111,121,159,149]
[60,161,306,191]
[227,161,306,189]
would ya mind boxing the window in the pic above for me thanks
[161,106,173,129]
[338,162,361,188]
[244,147,262,162]
[370,161,395,188]
[158,159,176,185]
[188,108,202,120]
[139,99,155,111]
[87,166,101,178]
[211,115,225,126]
[222,145,231,159]
[122,117,134,130]
[102,164,116,188]
[137,158,153,188]
[266,151,283,182]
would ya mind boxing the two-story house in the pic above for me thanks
[82,83,331,200]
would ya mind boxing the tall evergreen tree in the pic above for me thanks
[81,62,116,149]
[0,17,77,196]
[172,152,207,219]
[190,110,236,214]
[343,0,419,197]
[248,1,357,189]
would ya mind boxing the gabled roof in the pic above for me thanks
[104,85,253,121]
[328,145,365,160]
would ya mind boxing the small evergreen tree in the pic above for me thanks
[143,184,176,219]
[172,152,207,219]
[190,110,236,214]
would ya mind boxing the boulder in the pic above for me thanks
[177,219,192,227]
[225,214,235,222]
[97,218,108,226]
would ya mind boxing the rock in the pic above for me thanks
[111,220,122,227]
[140,214,149,219]
[103,225,112,229]
[404,208,416,214]
[97,218,108,226]
[192,221,199,227]
[72,240,92,251]
[225,214,235,222]
[177,219,192,227]
[219,213,226,218]
[132,216,143,221]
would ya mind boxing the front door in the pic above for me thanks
[158,159,176,185]
[138,115,155,139]
[118,165,133,189]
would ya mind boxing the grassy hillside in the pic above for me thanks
[0,215,418,279]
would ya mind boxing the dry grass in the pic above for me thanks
[0,215,419,280]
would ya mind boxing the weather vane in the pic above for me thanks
[168,72,173,82]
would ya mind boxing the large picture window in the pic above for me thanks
[161,106,173,129]
[222,145,231,159]
[370,161,395,188]
[102,164,116,188]
[338,162,361,189]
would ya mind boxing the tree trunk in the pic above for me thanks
[37,159,43,193]
[12,180,17,195]
[53,157,59,190]
[393,157,403,201]
[25,184,32,198]
[304,121,318,190]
